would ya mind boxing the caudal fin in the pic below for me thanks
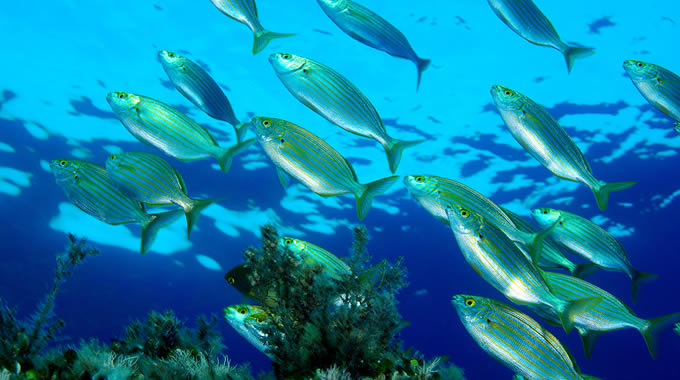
[252,30,295,54]
[557,297,601,334]
[140,209,184,254]
[216,138,256,173]
[563,45,595,73]
[640,312,680,359]
[631,270,658,303]
[385,139,424,174]
[355,176,399,220]
[234,122,250,143]
[592,181,636,211]
[185,198,222,238]
[415,57,431,91]
[573,263,600,279]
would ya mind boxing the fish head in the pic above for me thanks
[531,207,561,226]
[490,85,524,112]
[224,264,255,296]
[317,0,348,10]
[403,175,440,197]
[451,294,493,323]
[623,60,657,82]
[269,52,307,74]
[223,304,268,341]
[106,92,141,114]
[158,50,185,70]
[50,158,83,185]
[445,204,484,237]
[105,153,125,172]
[280,236,306,254]
[250,117,288,148]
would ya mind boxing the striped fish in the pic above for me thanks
[158,50,249,142]
[487,0,594,72]
[280,237,351,279]
[532,208,656,302]
[268,53,423,173]
[491,85,636,211]
[49,159,182,254]
[403,175,552,262]
[209,0,294,54]
[623,60,680,133]
[105,152,219,238]
[316,0,430,90]
[529,271,680,359]
[223,304,273,358]
[106,92,254,172]
[446,206,599,333]
[451,294,601,380]
[250,116,399,220]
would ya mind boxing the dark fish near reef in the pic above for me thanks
[50,159,182,254]
[532,208,656,302]
[316,0,430,89]
[106,151,219,238]
[491,85,635,211]
[158,50,249,142]
[269,52,423,173]
[106,92,255,172]
[486,0,594,72]
[623,60,680,133]
[223,304,272,358]
[452,294,601,380]
[250,116,399,220]
[225,264,279,307]
[209,0,294,54]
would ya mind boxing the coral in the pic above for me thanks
[314,364,352,380]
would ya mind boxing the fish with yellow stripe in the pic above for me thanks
[280,237,351,279]
[452,294,602,380]
[623,60,680,133]
[446,206,600,333]
[491,85,635,211]
[209,0,294,54]
[223,304,273,358]
[50,159,182,254]
[316,0,430,90]
[159,50,249,142]
[250,116,398,220]
[105,151,219,238]
[269,53,423,173]
[106,92,255,172]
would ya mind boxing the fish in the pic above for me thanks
[280,237,351,279]
[532,207,657,302]
[225,264,280,307]
[208,0,294,54]
[486,0,594,72]
[491,85,636,210]
[403,175,552,262]
[451,294,601,380]
[316,0,430,89]
[528,271,680,359]
[50,159,182,254]
[223,304,272,358]
[268,53,423,173]
[158,50,249,142]
[446,206,599,333]
[250,116,399,220]
[106,92,255,172]
[105,151,219,238]
[623,60,680,133]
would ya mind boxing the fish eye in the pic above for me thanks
[285,238,292,245]
[279,138,285,144]
[109,154,116,160]
[73,174,79,180]
[168,52,175,58]
[465,299,476,307]
[118,93,125,99]
[504,90,513,96]
[542,209,548,214]
[478,234,483,239]
[263,120,270,127]
[460,210,470,218]
[636,62,643,68]
[282,54,291,60]
[415,176,423,183]
[256,317,264,324]
[59,160,67,167]
[227,277,235,285]
[238,307,248,315]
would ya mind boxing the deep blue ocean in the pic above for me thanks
[1,0,679,379]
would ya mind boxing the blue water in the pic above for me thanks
[1,0,679,378]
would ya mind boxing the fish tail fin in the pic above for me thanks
[591,180,636,211]
[140,209,184,255]
[573,263,600,279]
[185,198,222,238]
[355,176,399,220]
[252,30,295,54]
[216,138,256,173]
[674,121,680,133]
[526,221,557,266]
[640,312,680,359]
[234,122,250,143]
[578,328,604,359]
[415,57,431,91]
[385,139,425,173]
[563,45,595,73]
[557,297,602,334]
[631,269,657,303]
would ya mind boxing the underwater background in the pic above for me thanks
[1,0,679,378]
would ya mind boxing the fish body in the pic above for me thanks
[532,208,656,301]
[452,294,595,380]
[486,0,594,72]
[105,152,219,237]
[491,85,635,210]
[269,53,423,173]
[209,0,294,54]
[250,116,398,220]
[223,304,272,358]
[106,92,254,172]
[316,0,430,89]
[280,237,351,279]
[623,60,680,133]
